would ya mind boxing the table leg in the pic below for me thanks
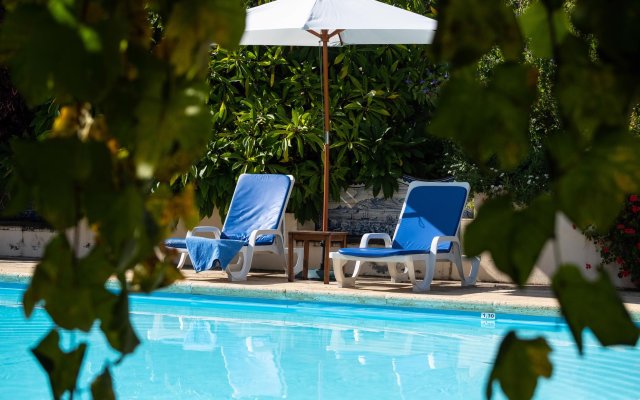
[288,234,294,282]
[303,240,310,280]
[323,237,331,284]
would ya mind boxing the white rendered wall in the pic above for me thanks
[1,212,634,288]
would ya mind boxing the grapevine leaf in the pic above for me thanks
[433,0,524,66]
[32,330,87,400]
[486,331,552,400]
[551,265,639,353]
[464,195,555,286]
[91,368,115,400]
[429,63,537,169]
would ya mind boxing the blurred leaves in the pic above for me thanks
[0,0,244,397]
[518,1,571,58]
[430,63,538,169]
[552,131,640,230]
[32,330,87,400]
[100,289,140,356]
[91,368,115,400]
[8,137,113,230]
[135,82,211,181]
[162,0,245,77]
[433,0,524,65]
[432,2,640,399]
[552,265,639,353]
[0,3,122,105]
[23,236,117,331]
[465,195,555,286]
[486,332,552,400]
[572,0,640,72]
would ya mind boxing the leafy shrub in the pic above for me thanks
[179,1,451,223]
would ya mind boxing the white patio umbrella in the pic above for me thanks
[240,0,437,232]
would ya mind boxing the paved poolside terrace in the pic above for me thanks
[2,258,640,320]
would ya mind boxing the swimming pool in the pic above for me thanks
[0,282,638,399]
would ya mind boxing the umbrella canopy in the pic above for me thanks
[240,0,437,46]
[240,0,437,231]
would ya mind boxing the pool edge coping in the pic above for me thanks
[2,271,639,320]
[0,272,593,317]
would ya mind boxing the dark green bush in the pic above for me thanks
[179,1,450,223]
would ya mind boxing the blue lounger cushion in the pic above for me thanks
[222,174,291,243]
[338,245,450,258]
[165,237,188,249]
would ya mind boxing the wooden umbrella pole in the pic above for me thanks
[321,29,330,232]
[307,29,343,232]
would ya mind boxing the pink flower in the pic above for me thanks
[617,224,625,230]
[630,195,639,202]
[616,256,625,265]
[624,228,636,235]
[603,247,610,253]
[585,263,592,270]
[622,270,631,277]
[632,205,640,214]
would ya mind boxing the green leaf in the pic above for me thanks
[344,102,362,111]
[163,0,245,78]
[100,290,140,356]
[0,3,122,104]
[464,195,555,286]
[433,0,524,66]
[24,235,118,331]
[135,82,211,181]
[91,368,115,400]
[23,235,73,318]
[553,131,640,230]
[486,331,552,400]
[518,1,571,58]
[551,265,639,353]
[10,138,114,230]
[556,37,635,142]
[429,63,537,169]
[572,0,640,73]
[131,260,184,294]
[10,138,82,229]
[32,330,87,400]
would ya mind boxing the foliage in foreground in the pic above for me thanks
[430,0,640,398]
[1,0,639,399]
[0,0,245,398]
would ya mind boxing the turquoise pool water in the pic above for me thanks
[0,282,638,399]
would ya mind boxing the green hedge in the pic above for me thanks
[179,0,449,223]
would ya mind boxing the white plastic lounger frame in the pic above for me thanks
[329,181,480,292]
[171,174,294,281]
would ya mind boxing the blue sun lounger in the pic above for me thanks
[165,174,294,281]
[329,181,480,292]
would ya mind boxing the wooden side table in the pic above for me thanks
[288,230,348,284]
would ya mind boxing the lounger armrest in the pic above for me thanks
[248,229,282,245]
[360,233,392,248]
[187,226,222,239]
[429,235,460,254]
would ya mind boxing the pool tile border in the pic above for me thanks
[2,271,639,320]
[0,271,564,317]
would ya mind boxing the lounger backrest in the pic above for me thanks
[222,174,293,243]
[392,182,469,252]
